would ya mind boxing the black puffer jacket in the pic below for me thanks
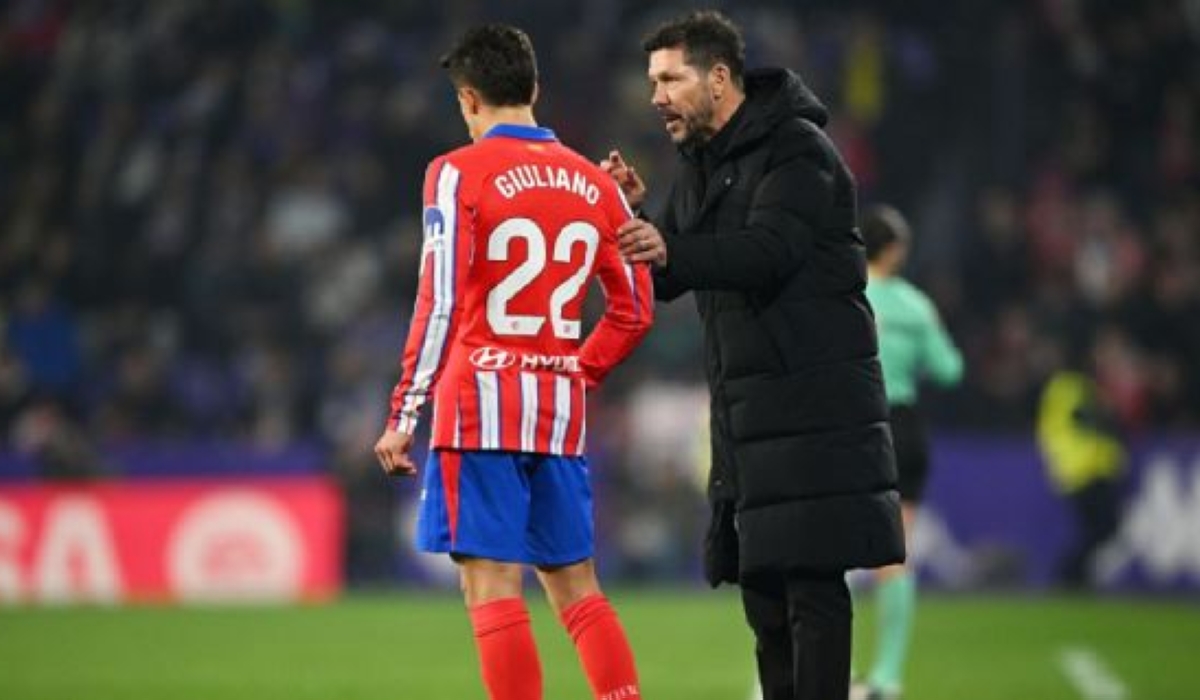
[652,68,905,584]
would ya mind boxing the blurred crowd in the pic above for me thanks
[1,1,1197,578]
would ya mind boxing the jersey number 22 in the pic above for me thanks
[486,217,599,340]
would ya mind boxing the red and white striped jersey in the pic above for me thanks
[387,124,653,456]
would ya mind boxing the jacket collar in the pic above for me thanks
[682,68,828,165]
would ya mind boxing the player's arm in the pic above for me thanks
[578,192,655,388]
[916,292,963,387]
[602,150,688,302]
[377,158,468,475]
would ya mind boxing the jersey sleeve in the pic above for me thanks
[578,186,655,388]
[915,291,964,387]
[387,157,471,433]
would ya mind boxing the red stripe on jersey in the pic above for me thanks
[441,450,463,545]
[533,375,553,455]
[564,378,586,454]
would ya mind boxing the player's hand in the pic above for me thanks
[374,429,417,477]
[600,150,646,210]
[617,218,667,267]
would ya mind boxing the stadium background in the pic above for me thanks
[1,0,1198,697]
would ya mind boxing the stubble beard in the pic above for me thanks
[677,96,717,148]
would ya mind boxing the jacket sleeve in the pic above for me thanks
[646,181,692,302]
[578,189,655,387]
[386,157,470,433]
[661,134,832,292]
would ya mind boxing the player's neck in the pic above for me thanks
[869,248,905,280]
[868,263,893,280]
[473,106,537,142]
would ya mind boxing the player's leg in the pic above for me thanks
[535,557,600,617]
[460,557,542,700]
[537,559,640,700]
[526,453,641,700]
[416,449,543,700]
[864,505,918,699]
[863,404,928,698]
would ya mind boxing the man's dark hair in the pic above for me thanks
[440,24,537,106]
[642,10,745,88]
[861,204,911,262]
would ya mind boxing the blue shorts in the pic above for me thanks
[415,449,594,566]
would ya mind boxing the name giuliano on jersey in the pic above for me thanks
[388,124,653,456]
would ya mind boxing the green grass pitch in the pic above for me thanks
[1,591,1197,699]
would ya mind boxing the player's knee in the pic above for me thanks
[460,558,524,605]
[536,559,601,612]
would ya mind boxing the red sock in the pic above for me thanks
[468,598,542,700]
[560,594,641,700]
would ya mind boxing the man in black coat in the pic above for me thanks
[607,11,905,700]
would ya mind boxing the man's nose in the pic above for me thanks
[650,84,668,107]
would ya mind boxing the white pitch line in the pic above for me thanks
[1058,646,1129,700]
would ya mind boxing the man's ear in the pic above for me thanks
[710,63,731,100]
[530,82,540,107]
[457,86,482,115]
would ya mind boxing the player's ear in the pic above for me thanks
[457,87,482,115]
[530,82,540,107]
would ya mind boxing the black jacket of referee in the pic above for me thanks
[652,67,905,584]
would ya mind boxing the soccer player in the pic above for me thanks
[373,24,652,700]
[855,204,963,700]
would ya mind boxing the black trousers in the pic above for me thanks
[741,570,852,700]
[1060,477,1122,588]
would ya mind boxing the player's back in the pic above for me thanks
[409,124,646,455]
[452,128,623,359]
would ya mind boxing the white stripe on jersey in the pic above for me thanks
[550,375,572,454]
[453,405,462,449]
[401,162,461,432]
[397,395,418,433]
[616,187,636,218]
[576,379,587,454]
[615,189,645,322]
[520,372,539,453]
[623,262,639,319]
[477,371,500,449]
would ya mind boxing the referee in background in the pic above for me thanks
[854,204,964,700]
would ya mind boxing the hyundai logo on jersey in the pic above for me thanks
[469,347,517,370]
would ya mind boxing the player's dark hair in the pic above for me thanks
[642,10,745,88]
[861,204,911,262]
[440,24,537,107]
